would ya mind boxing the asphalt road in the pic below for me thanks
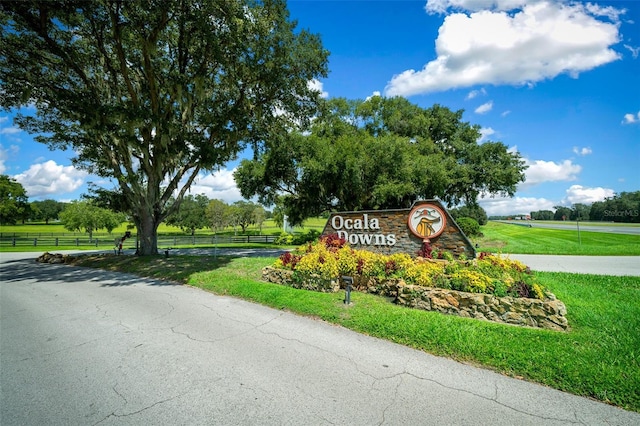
[508,254,640,276]
[2,252,639,425]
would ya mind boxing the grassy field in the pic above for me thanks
[0,218,330,252]
[0,217,328,237]
[475,221,640,255]
[65,253,640,413]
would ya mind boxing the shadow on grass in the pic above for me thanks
[0,249,287,288]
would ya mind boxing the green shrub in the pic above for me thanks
[456,216,482,237]
[291,229,321,245]
[274,232,294,245]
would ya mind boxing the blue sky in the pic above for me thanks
[1,0,638,216]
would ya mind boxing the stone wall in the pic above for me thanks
[394,284,568,331]
[320,200,476,259]
[262,267,568,331]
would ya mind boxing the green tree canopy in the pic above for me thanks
[253,204,266,234]
[165,193,209,235]
[553,206,573,221]
[530,210,554,220]
[30,199,65,224]
[590,191,640,223]
[235,97,526,225]
[59,200,125,238]
[0,0,328,254]
[450,204,488,225]
[229,200,262,233]
[0,175,29,225]
[570,203,591,221]
[206,199,231,234]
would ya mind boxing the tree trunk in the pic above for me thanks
[137,213,160,255]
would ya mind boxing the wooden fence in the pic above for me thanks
[0,234,278,248]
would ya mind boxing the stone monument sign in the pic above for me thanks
[321,199,476,258]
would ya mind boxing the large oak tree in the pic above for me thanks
[0,0,328,254]
[235,97,527,225]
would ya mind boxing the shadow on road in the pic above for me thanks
[0,258,179,287]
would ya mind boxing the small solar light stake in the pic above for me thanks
[342,276,353,305]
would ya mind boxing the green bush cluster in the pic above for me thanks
[455,216,483,237]
[275,236,546,299]
[274,229,321,246]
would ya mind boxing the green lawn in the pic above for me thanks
[0,217,329,236]
[475,221,640,255]
[65,253,640,413]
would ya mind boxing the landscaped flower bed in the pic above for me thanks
[262,235,569,331]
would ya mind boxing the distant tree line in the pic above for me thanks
[1,175,272,236]
[165,195,270,236]
[527,191,639,223]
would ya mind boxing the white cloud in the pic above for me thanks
[308,79,329,99]
[189,168,244,204]
[477,127,495,142]
[0,144,20,174]
[426,1,530,14]
[501,110,511,117]
[0,127,21,135]
[12,160,88,198]
[386,1,622,96]
[465,88,486,99]
[366,91,382,101]
[522,159,581,186]
[474,100,493,114]
[624,44,640,58]
[0,146,7,174]
[0,116,8,124]
[572,146,592,156]
[622,111,640,124]
[478,195,556,216]
[584,3,626,22]
[564,184,615,204]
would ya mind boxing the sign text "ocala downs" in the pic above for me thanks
[330,214,397,246]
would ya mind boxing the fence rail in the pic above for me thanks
[0,234,278,248]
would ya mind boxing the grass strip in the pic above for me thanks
[476,222,640,255]
[67,253,640,412]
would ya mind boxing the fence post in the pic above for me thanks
[76,238,79,246]
[174,236,177,246]
[96,239,99,247]
[55,237,58,246]
[12,238,16,246]
[34,238,37,246]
